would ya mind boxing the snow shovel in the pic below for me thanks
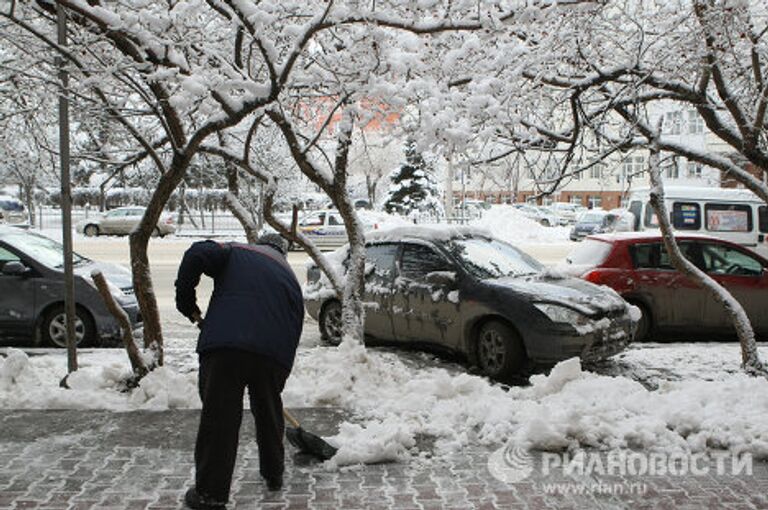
[283,409,338,461]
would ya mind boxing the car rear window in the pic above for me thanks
[671,202,701,230]
[566,239,613,266]
[705,203,752,232]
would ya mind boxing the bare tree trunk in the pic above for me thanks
[91,270,150,379]
[223,192,259,244]
[129,156,189,366]
[647,137,767,377]
[334,188,366,343]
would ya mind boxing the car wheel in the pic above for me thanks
[540,219,550,227]
[476,320,527,380]
[629,302,652,341]
[83,224,99,237]
[40,305,96,348]
[319,300,343,346]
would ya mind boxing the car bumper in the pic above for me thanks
[525,314,634,365]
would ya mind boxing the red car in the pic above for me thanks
[564,233,768,341]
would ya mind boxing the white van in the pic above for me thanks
[626,186,768,257]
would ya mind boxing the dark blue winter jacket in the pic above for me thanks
[174,240,304,371]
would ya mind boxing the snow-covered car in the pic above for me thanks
[549,202,586,225]
[304,226,636,381]
[513,204,558,227]
[76,206,176,237]
[0,196,26,225]
[569,209,634,241]
[0,227,142,347]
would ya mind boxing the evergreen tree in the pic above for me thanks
[383,138,443,219]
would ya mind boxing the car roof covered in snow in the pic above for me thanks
[367,224,491,244]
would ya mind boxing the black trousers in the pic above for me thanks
[195,349,290,501]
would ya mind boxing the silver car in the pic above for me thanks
[76,206,176,237]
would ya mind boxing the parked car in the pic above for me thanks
[304,227,636,381]
[549,202,587,225]
[563,232,768,341]
[513,204,559,227]
[569,209,634,241]
[626,186,768,258]
[0,227,142,347]
[0,196,26,225]
[76,206,175,237]
[295,209,381,249]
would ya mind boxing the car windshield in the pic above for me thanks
[0,200,23,212]
[4,232,87,268]
[448,237,542,279]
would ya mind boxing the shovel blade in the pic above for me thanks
[285,426,338,461]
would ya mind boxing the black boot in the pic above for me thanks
[265,477,282,491]
[184,487,227,510]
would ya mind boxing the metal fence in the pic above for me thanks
[30,206,480,236]
[34,207,251,236]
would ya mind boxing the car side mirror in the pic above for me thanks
[2,261,30,277]
[425,271,457,287]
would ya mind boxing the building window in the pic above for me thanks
[664,160,680,179]
[686,161,703,178]
[570,196,582,205]
[618,156,645,184]
[688,110,704,134]
[589,164,604,180]
[588,195,602,209]
[666,111,682,135]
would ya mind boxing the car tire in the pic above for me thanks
[540,219,550,227]
[476,320,527,380]
[40,305,96,348]
[83,224,99,237]
[629,301,652,341]
[319,300,343,346]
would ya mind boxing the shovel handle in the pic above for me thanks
[283,408,301,429]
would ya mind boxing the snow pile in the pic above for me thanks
[284,343,768,465]
[0,348,199,410]
[4,341,768,467]
[472,205,570,243]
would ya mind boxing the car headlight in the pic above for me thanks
[534,303,588,325]
[86,277,125,300]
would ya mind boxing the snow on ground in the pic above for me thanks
[2,336,768,467]
[282,341,768,466]
[471,205,570,243]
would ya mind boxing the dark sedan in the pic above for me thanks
[0,227,142,347]
[304,227,636,381]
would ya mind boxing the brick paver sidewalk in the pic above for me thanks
[1,410,766,509]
